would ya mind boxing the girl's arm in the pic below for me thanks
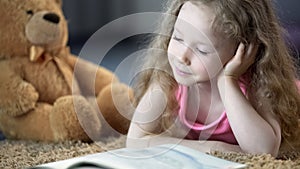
[127,134,242,153]
[126,83,167,147]
[218,43,281,156]
[218,77,281,156]
[126,83,242,153]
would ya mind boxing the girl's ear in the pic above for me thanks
[55,0,62,6]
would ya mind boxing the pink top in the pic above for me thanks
[176,81,300,145]
[175,85,246,145]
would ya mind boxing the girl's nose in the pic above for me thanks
[179,47,192,65]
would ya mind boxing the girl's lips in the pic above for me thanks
[175,66,192,76]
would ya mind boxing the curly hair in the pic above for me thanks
[133,0,300,145]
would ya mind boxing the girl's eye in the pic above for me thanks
[196,48,209,55]
[173,35,183,42]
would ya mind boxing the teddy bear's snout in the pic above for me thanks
[25,11,63,46]
[43,13,60,24]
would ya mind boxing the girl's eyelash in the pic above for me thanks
[172,34,209,55]
[173,35,183,42]
[196,48,208,55]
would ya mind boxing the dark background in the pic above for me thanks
[61,0,300,82]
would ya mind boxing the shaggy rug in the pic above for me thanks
[1,136,300,169]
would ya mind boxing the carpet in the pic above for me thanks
[1,136,300,169]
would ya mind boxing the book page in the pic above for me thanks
[37,144,247,169]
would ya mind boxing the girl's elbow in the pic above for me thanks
[126,135,150,149]
[126,138,136,148]
[268,139,281,157]
[242,138,280,157]
[252,144,279,157]
[262,135,281,157]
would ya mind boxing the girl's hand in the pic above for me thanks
[221,43,258,80]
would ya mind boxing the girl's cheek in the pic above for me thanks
[168,42,180,59]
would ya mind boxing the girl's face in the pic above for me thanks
[168,1,237,86]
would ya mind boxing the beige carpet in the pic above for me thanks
[1,136,300,169]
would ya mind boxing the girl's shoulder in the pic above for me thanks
[142,82,166,103]
[148,82,163,90]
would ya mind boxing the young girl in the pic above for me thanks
[126,0,300,156]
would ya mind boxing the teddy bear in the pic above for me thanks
[0,0,134,142]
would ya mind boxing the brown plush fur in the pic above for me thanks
[0,0,133,142]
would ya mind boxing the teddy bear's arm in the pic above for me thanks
[66,54,118,96]
[0,62,39,117]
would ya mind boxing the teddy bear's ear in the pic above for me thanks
[55,0,62,6]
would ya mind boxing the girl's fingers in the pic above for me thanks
[246,43,258,57]
[235,43,246,58]
[246,43,259,64]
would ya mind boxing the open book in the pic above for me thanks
[32,144,247,169]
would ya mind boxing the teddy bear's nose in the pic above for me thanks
[43,13,60,24]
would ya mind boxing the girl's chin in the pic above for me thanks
[175,75,213,86]
[174,76,197,86]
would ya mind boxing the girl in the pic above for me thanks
[126,0,300,157]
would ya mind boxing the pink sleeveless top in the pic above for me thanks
[176,81,300,145]
[175,85,246,145]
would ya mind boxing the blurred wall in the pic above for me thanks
[275,0,300,25]
[62,0,165,52]
[275,0,300,51]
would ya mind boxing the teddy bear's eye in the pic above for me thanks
[26,10,34,15]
